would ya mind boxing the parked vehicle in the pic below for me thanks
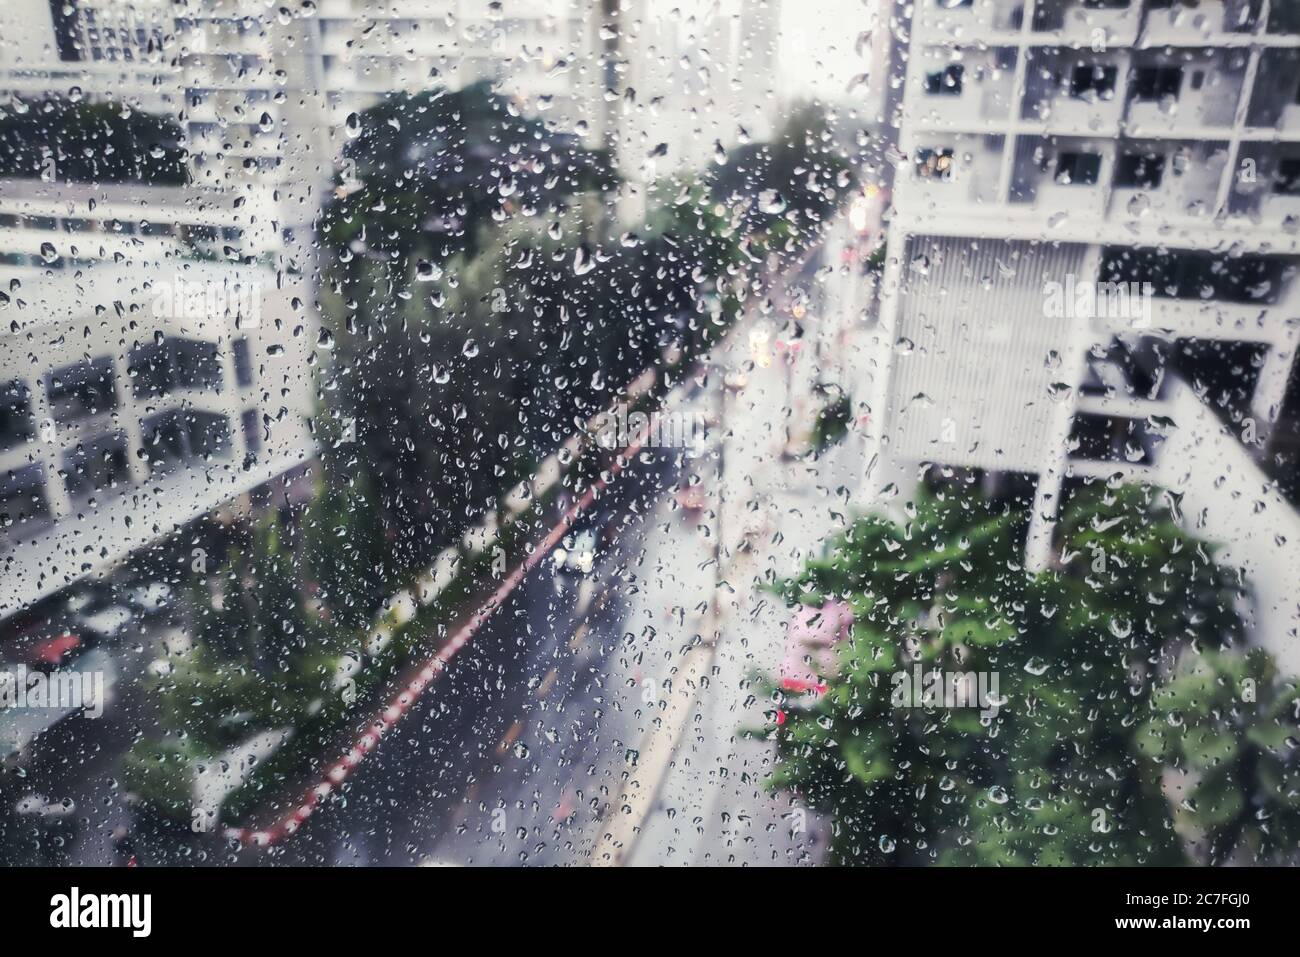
[675,484,706,514]
[73,604,133,643]
[28,632,83,669]
[779,600,855,697]
[553,509,613,588]
[61,582,114,618]
[4,615,87,672]
[60,582,133,641]
[124,582,173,617]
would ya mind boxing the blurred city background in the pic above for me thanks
[0,0,1299,867]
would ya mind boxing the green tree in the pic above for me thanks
[302,469,395,631]
[765,479,1300,865]
[151,512,346,749]
[315,89,850,581]
[319,81,611,265]
[706,102,854,251]
[315,84,755,574]
[0,97,187,185]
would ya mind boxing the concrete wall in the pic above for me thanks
[1154,378,1300,671]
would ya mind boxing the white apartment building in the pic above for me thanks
[0,0,177,112]
[868,0,1300,662]
[612,0,781,180]
[0,262,318,616]
[0,179,269,271]
[0,1,786,243]
[0,0,601,262]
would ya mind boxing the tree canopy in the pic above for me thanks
[0,97,187,185]
[765,479,1300,865]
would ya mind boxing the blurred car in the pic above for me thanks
[779,600,855,696]
[675,484,706,513]
[555,527,598,575]
[4,613,87,672]
[61,582,133,638]
[61,582,114,618]
[124,582,173,617]
[724,368,749,391]
[553,509,613,585]
[28,632,83,669]
[74,604,133,643]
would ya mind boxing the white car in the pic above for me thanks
[125,582,173,616]
[724,368,749,391]
[62,583,113,617]
[554,528,598,576]
[75,604,133,642]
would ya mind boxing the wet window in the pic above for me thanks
[0,0,1296,888]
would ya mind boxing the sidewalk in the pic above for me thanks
[577,245,884,865]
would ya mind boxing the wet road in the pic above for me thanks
[264,465,677,866]
[5,218,888,867]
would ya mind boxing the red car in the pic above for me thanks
[28,632,83,668]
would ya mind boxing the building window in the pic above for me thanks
[172,339,224,392]
[1055,152,1102,186]
[1131,66,1183,101]
[1276,158,1300,196]
[1101,247,1288,305]
[1114,152,1166,189]
[128,342,170,398]
[63,432,132,500]
[0,380,34,451]
[140,412,189,475]
[129,338,223,398]
[1269,1,1300,34]
[48,358,117,424]
[1150,0,1260,32]
[915,148,956,181]
[924,65,964,96]
[0,464,50,533]
[47,0,83,61]
[141,410,232,475]
[241,408,262,455]
[1070,64,1117,100]
[233,337,255,388]
[184,224,218,245]
[1068,414,1151,465]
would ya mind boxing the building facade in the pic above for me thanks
[870,0,1300,659]
[0,0,601,263]
[0,262,318,615]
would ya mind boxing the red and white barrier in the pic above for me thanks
[223,436,647,848]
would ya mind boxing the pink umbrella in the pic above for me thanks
[779,600,854,695]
